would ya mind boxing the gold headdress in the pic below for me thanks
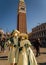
[19,33,28,40]
[19,33,32,47]
[11,30,20,37]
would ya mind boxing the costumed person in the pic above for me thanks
[8,30,20,65]
[17,33,37,65]
[17,33,28,65]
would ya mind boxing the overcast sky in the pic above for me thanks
[0,0,46,33]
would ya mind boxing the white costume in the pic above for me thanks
[8,37,19,64]
[17,46,28,65]
[17,39,37,65]
[27,47,37,65]
[8,30,20,64]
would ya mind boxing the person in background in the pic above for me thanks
[1,37,5,52]
[33,39,41,57]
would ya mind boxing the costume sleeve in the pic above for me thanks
[28,47,38,65]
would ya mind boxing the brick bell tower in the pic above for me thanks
[17,0,27,33]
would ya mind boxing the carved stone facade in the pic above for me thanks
[29,23,46,47]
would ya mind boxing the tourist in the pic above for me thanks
[33,39,41,57]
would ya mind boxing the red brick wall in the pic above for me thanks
[17,12,27,33]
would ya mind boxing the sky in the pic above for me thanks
[0,0,46,33]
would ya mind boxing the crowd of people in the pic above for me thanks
[0,29,42,65]
[7,30,38,65]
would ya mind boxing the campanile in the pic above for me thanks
[17,0,27,33]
